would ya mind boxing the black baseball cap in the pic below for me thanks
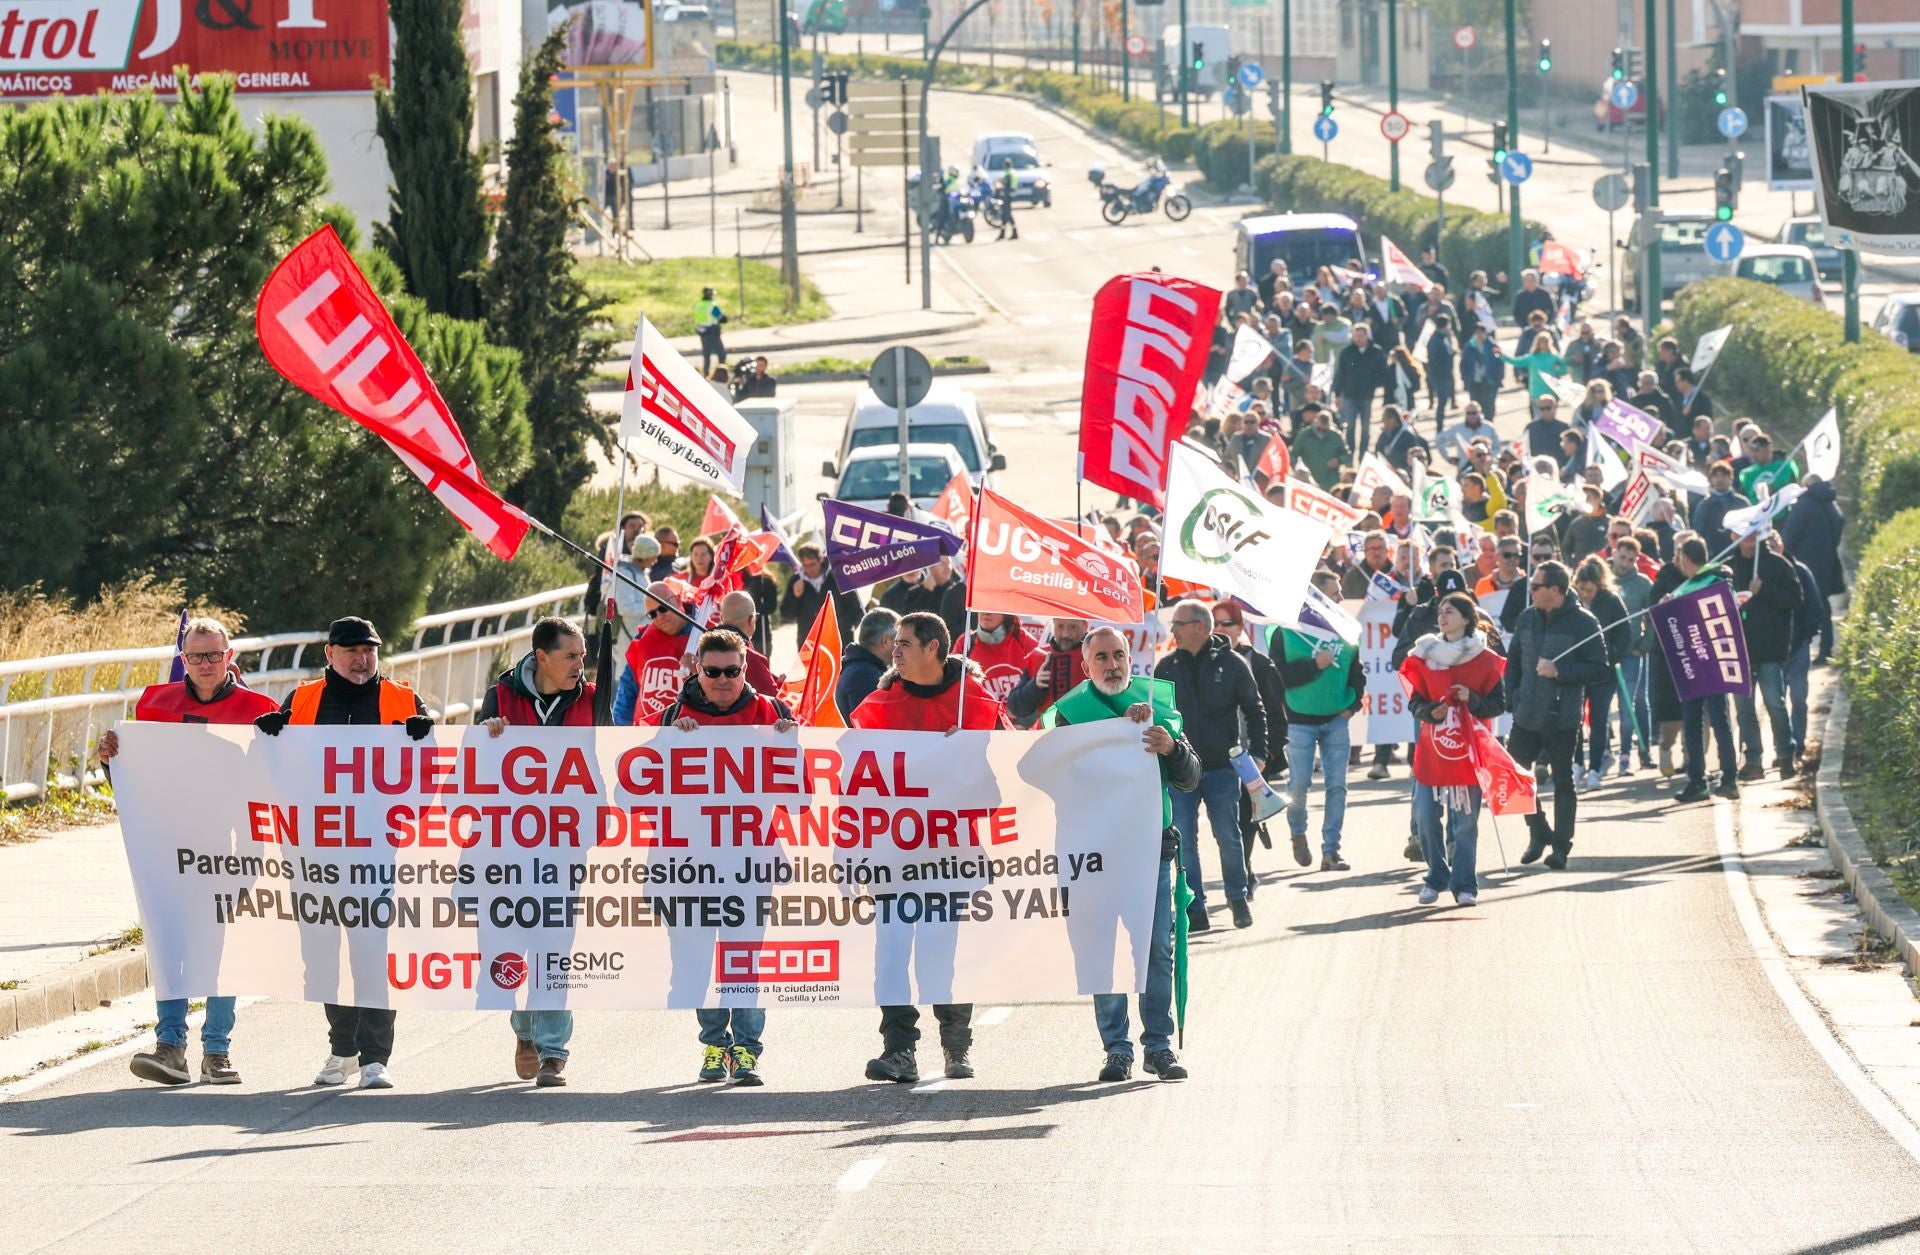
[328,617,382,647]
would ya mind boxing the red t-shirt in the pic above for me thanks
[624,625,694,726]
[957,627,1042,706]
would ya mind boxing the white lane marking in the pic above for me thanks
[978,1006,1013,1027]
[836,1157,886,1192]
[1714,798,1920,1166]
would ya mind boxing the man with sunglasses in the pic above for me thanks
[612,581,699,727]
[1504,561,1610,868]
[101,617,279,1087]
[657,629,797,1087]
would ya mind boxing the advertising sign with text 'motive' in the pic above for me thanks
[0,0,391,100]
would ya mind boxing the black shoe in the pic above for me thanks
[1229,899,1253,929]
[1291,832,1312,867]
[864,1049,918,1084]
[1098,1052,1132,1082]
[1738,761,1765,782]
[1186,904,1211,933]
[942,1046,974,1079]
[1780,759,1800,780]
[1544,846,1569,870]
[1319,851,1349,872]
[1712,781,1741,801]
[1520,834,1549,864]
[1675,780,1710,804]
[1142,1049,1188,1080]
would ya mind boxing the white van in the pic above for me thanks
[1234,213,1367,286]
[825,382,1005,488]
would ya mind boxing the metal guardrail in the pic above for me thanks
[0,584,588,805]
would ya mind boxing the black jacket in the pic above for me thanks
[1525,417,1571,462]
[1504,601,1611,733]
[1779,479,1846,598]
[1153,633,1268,768]
[780,570,862,648]
[1690,489,1753,557]
[1235,642,1289,777]
[1582,587,1630,667]
[278,668,428,726]
[1730,545,1804,664]
[1511,286,1556,327]
[1787,557,1830,653]
[1331,341,1388,404]
[834,642,888,719]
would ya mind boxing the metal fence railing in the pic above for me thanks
[0,584,588,805]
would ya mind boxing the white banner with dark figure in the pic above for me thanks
[111,723,1162,1011]
[1767,93,1816,191]
[1803,80,1920,254]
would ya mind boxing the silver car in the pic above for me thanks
[1779,216,1843,282]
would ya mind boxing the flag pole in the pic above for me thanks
[1547,532,1749,663]
[953,488,984,731]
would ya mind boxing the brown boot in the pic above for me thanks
[201,1053,242,1085]
[129,1041,190,1086]
[536,1057,568,1088]
[514,1036,538,1081]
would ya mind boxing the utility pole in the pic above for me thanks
[1281,0,1292,153]
[1179,0,1190,126]
[1503,0,1520,288]
[1644,0,1661,326]
[1387,0,1399,191]
[1842,0,1860,342]
[1121,0,1130,101]
[1665,0,1678,179]
[778,0,800,311]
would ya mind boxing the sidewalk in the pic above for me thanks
[0,820,150,1044]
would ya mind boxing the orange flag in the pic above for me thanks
[785,599,847,728]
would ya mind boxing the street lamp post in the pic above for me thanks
[920,0,996,311]
[1387,0,1399,191]
[1179,0,1190,126]
[1503,0,1520,288]
[1281,0,1292,154]
[1842,0,1860,342]
[1121,0,1131,101]
[778,0,800,310]
[1644,0,1661,325]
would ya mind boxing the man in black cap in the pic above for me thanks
[255,616,432,1091]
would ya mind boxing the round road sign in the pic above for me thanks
[1380,111,1410,142]
[1717,106,1749,139]
[1125,33,1146,57]
[1609,80,1640,111]
[1424,158,1456,192]
[827,110,848,136]
[1452,26,1476,51]
[1592,172,1629,212]
[868,345,934,411]
[805,86,825,110]
[1238,62,1264,89]
[1704,222,1746,264]
[1500,151,1534,185]
[1312,115,1338,144]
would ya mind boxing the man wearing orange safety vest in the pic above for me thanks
[254,616,431,1092]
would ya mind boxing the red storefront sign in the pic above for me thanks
[0,0,390,99]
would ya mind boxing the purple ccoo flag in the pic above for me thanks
[1650,580,1751,701]
[821,498,963,592]
[1592,398,1665,452]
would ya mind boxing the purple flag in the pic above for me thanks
[165,609,189,683]
[1650,581,1751,701]
[821,498,963,592]
[1592,398,1664,451]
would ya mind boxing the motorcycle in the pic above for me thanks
[972,175,1006,229]
[1091,159,1192,226]
[934,185,977,245]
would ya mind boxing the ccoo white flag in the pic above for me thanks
[1803,408,1841,482]
[1379,236,1432,291]
[1162,443,1328,618]
[620,315,757,492]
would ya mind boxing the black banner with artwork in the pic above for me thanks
[1803,81,1920,254]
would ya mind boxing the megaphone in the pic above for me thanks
[1230,745,1286,823]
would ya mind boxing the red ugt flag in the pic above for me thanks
[256,227,529,560]
[967,488,1145,624]
[1078,273,1221,508]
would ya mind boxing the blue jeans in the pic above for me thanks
[1618,654,1652,761]
[156,996,235,1054]
[696,1008,766,1056]
[1683,694,1737,786]
[1784,641,1812,756]
[1584,681,1616,771]
[1286,719,1351,855]
[1414,781,1482,895]
[1091,857,1175,1058]
[1734,660,1793,767]
[509,1010,573,1062]
[1173,767,1249,908]
[1338,396,1372,454]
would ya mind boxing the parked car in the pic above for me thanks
[972,146,1053,207]
[1728,243,1825,308]
[823,443,970,512]
[1779,216,1844,282]
[833,383,1005,490]
[1620,211,1721,309]
[1872,292,1920,352]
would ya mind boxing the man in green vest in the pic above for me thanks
[1044,626,1200,1084]
[996,165,1019,241]
[1275,570,1366,871]
[696,285,728,375]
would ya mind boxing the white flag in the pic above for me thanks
[1690,324,1733,377]
[1379,236,1432,291]
[1349,452,1413,506]
[1162,443,1327,618]
[1803,408,1841,482]
[1524,463,1575,536]
[1725,484,1805,541]
[1635,444,1711,498]
[1587,427,1629,491]
[620,315,757,492]
[1227,325,1276,385]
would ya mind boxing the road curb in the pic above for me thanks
[1813,682,1920,977]
[0,948,150,1040]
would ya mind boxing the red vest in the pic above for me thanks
[656,691,787,727]
[624,625,693,725]
[957,628,1043,705]
[134,679,280,725]
[851,672,1006,732]
[493,681,597,727]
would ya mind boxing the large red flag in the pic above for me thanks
[1255,430,1291,485]
[784,599,847,728]
[1078,273,1222,508]
[931,471,974,538]
[256,226,529,560]
[967,488,1145,623]
[1470,720,1538,816]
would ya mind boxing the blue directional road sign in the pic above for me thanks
[1717,106,1748,139]
[1610,80,1640,112]
[1313,115,1338,143]
[1500,151,1534,185]
[1238,62,1264,89]
[1704,221,1746,263]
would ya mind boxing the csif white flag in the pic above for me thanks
[1162,442,1327,618]
[1725,483,1805,540]
[1226,324,1276,385]
[1690,324,1733,377]
[620,315,758,492]
[1803,408,1841,482]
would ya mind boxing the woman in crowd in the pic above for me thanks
[686,538,717,586]
[1400,591,1508,907]
[1502,330,1571,404]
[1387,344,1426,416]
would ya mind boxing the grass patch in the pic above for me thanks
[85,925,143,958]
[580,256,829,339]
[0,788,118,847]
[0,980,19,991]
[0,576,242,705]
[74,1040,108,1055]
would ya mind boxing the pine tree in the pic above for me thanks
[0,75,529,636]
[374,0,491,320]
[483,28,611,522]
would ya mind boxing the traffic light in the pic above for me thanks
[825,70,849,106]
[1626,48,1642,80]
[1191,41,1205,73]
[1319,80,1335,115]
[1853,43,1867,82]
[1714,167,1735,221]
[1491,121,1509,163]
[1428,118,1446,158]
[1266,79,1282,118]
[1610,48,1625,80]
[1712,68,1728,107]
[1536,39,1552,74]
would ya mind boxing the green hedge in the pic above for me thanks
[1669,278,1920,536]
[1835,507,1920,899]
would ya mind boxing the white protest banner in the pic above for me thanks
[1284,476,1366,533]
[111,723,1161,1010]
[1350,452,1413,506]
[1725,483,1805,540]
[1691,324,1733,378]
[1226,324,1276,385]
[1636,444,1711,497]
[1619,468,1658,526]
[1162,443,1326,617]
[622,315,758,492]
[1354,598,1415,746]
[1379,235,1432,291]
[1803,408,1841,482]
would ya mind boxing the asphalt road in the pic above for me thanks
[6,774,1920,1253]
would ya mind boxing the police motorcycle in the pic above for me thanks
[1089,157,1193,225]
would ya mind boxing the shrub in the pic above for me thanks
[1836,507,1920,898]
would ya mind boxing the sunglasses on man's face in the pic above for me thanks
[702,665,743,679]
[646,607,673,619]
